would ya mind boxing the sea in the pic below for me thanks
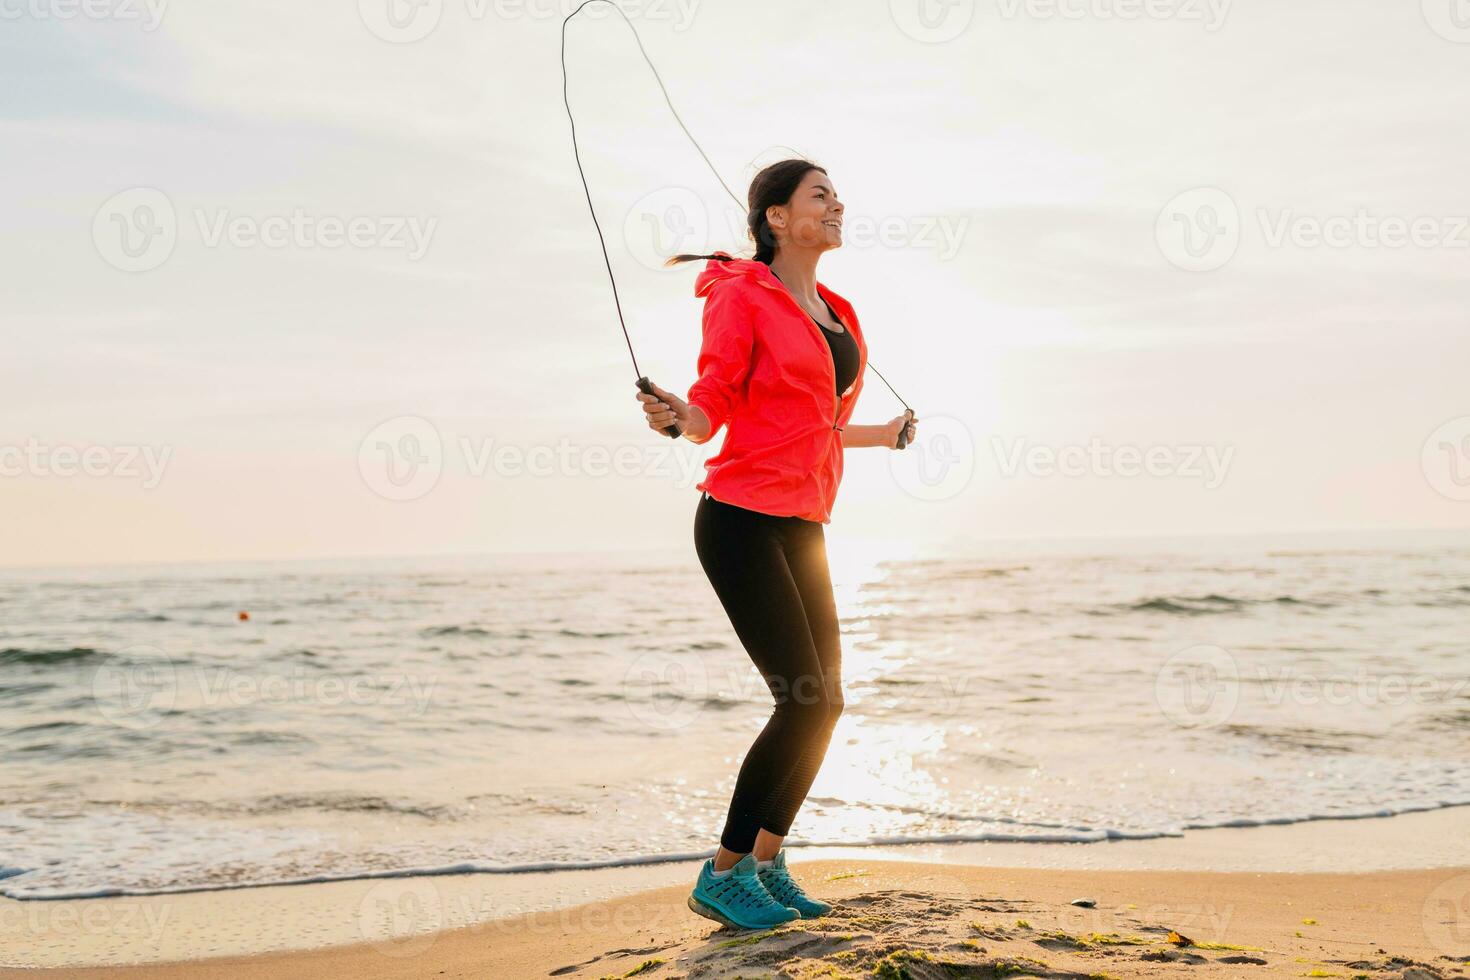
[2,530,1468,900]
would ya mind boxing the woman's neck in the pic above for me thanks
[768,251,821,304]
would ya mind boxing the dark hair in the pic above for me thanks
[664,158,827,267]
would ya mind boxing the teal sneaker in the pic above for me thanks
[687,853,800,930]
[755,848,832,918]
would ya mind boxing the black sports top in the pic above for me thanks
[773,271,860,396]
[813,298,860,397]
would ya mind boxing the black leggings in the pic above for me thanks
[693,491,845,854]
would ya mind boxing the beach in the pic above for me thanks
[5,807,1467,978]
[4,540,1470,976]
[3,539,1468,977]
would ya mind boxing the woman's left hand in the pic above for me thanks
[886,411,917,449]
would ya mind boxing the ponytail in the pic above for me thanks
[662,158,826,268]
[663,252,738,267]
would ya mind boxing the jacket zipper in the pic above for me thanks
[761,277,844,431]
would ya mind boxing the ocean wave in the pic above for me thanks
[7,801,1468,901]
[1120,593,1334,615]
[0,681,56,700]
[1219,723,1364,754]
[0,646,108,667]
[420,625,542,640]
[422,625,494,637]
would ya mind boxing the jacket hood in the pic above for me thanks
[693,251,768,298]
[692,251,857,323]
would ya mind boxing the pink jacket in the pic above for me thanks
[685,251,868,524]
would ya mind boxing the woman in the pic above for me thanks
[635,159,918,930]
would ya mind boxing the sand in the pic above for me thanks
[4,808,1468,979]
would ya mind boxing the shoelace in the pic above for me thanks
[757,865,807,906]
[708,868,784,911]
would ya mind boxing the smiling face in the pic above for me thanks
[767,168,844,253]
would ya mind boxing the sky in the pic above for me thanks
[3,0,1469,568]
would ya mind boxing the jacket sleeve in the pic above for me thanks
[686,281,754,439]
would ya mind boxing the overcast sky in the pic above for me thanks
[3,0,1469,568]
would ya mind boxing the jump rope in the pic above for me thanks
[559,0,916,449]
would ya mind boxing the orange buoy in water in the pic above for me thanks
[238,611,250,621]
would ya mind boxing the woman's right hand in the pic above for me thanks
[636,381,691,437]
